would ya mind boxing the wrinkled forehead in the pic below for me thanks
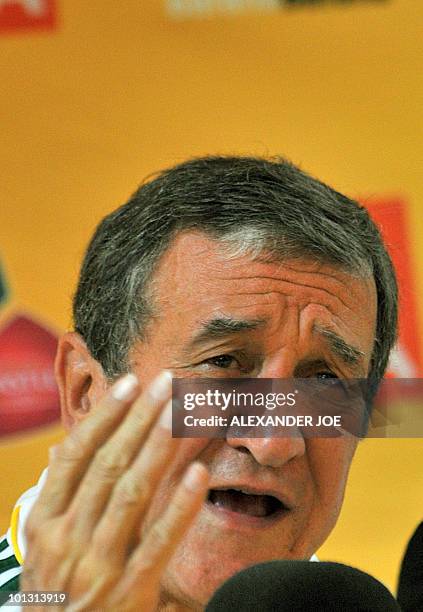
[152,231,373,303]
[148,232,377,352]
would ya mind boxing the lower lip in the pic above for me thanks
[203,499,289,531]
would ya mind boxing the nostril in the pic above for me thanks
[235,446,251,454]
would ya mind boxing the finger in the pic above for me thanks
[66,371,173,534]
[31,373,141,521]
[116,462,210,597]
[89,399,181,557]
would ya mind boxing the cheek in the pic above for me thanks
[288,437,358,558]
[142,440,210,528]
[307,437,357,511]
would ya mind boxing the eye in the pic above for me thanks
[205,354,237,369]
[315,371,338,380]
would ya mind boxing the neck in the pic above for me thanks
[157,601,202,612]
[157,601,200,612]
[157,590,204,612]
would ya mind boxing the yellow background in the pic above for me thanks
[1,0,422,594]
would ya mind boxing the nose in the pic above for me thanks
[225,356,306,468]
[225,433,305,468]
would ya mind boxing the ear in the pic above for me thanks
[55,331,109,430]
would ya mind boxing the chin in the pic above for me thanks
[162,553,256,610]
[161,533,298,609]
[155,495,329,608]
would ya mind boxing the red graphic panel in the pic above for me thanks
[0,0,56,32]
[0,314,60,436]
[364,199,423,377]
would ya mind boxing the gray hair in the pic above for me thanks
[73,156,398,395]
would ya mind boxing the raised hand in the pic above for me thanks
[21,372,210,611]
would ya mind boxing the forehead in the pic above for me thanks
[149,231,377,355]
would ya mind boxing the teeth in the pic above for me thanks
[232,488,266,497]
[208,489,282,517]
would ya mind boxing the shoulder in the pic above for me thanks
[0,469,49,595]
[0,533,20,592]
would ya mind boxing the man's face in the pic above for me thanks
[56,229,376,609]
[119,231,377,609]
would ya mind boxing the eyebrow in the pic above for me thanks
[188,316,268,348]
[313,324,365,370]
[185,316,366,372]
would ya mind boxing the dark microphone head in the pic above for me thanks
[206,560,401,611]
[397,521,423,611]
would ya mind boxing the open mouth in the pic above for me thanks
[207,488,285,518]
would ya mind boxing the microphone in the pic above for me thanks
[397,522,423,611]
[205,560,401,611]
